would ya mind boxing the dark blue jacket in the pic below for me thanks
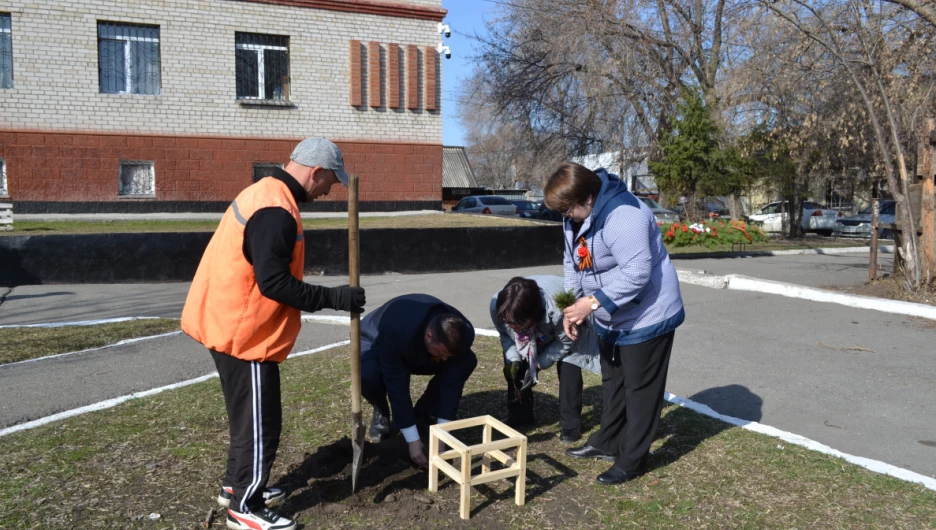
[361,294,476,430]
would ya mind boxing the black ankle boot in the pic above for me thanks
[368,407,394,441]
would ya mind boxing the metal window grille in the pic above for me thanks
[119,161,155,196]
[0,159,6,195]
[235,33,289,100]
[253,162,283,182]
[0,14,12,89]
[98,22,161,95]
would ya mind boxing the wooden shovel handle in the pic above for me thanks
[349,176,362,415]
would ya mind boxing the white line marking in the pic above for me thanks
[2,325,932,494]
[0,316,171,329]
[1,331,183,369]
[665,392,936,491]
[0,340,349,438]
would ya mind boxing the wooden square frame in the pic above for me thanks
[428,414,527,520]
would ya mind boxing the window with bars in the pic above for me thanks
[0,13,12,89]
[236,33,289,101]
[119,161,155,196]
[253,162,283,182]
[0,159,7,196]
[98,22,161,95]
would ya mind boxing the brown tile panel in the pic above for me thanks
[387,43,401,109]
[406,45,419,110]
[0,131,442,203]
[368,41,382,108]
[424,45,437,111]
[350,40,363,107]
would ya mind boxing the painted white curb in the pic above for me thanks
[1,333,932,493]
[0,316,169,329]
[761,245,894,257]
[726,274,936,320]
[665,392,936,491]
[0,340,350,438]
[1,331,183,368]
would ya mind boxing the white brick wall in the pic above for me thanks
[0,0,444,143]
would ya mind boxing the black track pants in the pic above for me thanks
[211,350,282,513]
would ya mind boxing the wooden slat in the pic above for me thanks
[487,449,516,467]
[470,467,520,487]
[460,448,471,519]
[515,438,527,506]
[483,415,526,439]
[433,415,490,431]
[431,456,463,484]
[429,427,468,451]
[468,437,523,457]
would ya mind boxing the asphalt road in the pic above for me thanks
[1,255,934,480]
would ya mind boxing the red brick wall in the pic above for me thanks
[0,131,442,203]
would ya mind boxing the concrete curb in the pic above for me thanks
[670,244,894,260]
[677,270,936,321]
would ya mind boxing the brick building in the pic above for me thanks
[0,0,445,212]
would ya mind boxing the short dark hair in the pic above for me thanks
[544,162,602,213]
[427,313,472,356]
[495,277,545,330]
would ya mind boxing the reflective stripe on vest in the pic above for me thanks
[181,178,305,363]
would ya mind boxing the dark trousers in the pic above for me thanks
[504,359,584,430]
[360,356,475,422]
[586,331,675,472]
[211,350,282,513]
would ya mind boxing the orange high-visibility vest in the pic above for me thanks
[182,177,305,363]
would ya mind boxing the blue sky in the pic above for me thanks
[440,1,498,147]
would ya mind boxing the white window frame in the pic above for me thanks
[0,159,7,196]
[98,23,160,95]
[236,39,288,100]
[0,13,12,89]
[118,160,155,197]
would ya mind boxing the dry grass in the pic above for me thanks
[0,319,181,365]
[1,336,934,529]
[3,214,535,236]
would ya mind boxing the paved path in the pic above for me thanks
[675,251,892,288]
[2,255,934,480]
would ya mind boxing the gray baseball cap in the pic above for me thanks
[289,137,350,186]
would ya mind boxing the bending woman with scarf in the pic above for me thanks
[490,275,600,442]
[545,162,684,486]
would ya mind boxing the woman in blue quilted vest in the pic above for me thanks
[544,161,685,486]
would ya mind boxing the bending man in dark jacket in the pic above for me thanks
[360,294,477,466]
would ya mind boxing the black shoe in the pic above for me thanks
[565,444,615,461]
[596,465,646,485]
[368,407,395,442]
[560,428,581,444]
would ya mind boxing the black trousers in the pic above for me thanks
[211,350,282,513]
[586,331,675,472]
[504,359,584,431]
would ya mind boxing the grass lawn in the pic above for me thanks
[0,319,181,365]
[3,214,533,235]
[1,336,933,529]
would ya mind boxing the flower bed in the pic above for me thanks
[661,220,769,248]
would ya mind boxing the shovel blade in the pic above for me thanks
[351,411,366,492]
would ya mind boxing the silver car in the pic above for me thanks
[834,200,896,239]
[639,197,680,224]
[450,195,519,215]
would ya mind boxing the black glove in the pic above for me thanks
[325,285,366,313]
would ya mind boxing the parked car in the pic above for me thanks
[834,200,896,239]
[450,195,519,215]
[511,200,540,219]
[748,201,842,234]
[537,202,563,222]
[672,198,730,220]
[637,196,680,224]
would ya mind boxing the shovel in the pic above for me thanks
[348,175,366,493]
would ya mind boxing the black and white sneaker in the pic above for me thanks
[227,507,296,530]
[217,486,286,508]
